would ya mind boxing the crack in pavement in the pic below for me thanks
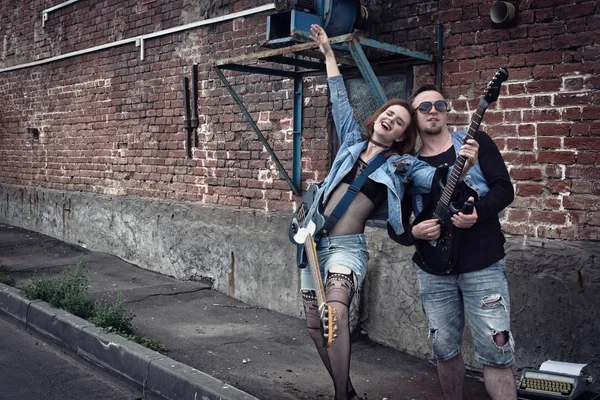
[123,287,210,303]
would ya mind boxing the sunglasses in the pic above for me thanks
[415,100,449,114]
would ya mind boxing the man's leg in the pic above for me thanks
[460,259,516,400]
[437,353,465,400]
[484,364,517,400]
[417,268,465,400]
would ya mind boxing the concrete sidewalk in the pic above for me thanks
[0,223,494,400]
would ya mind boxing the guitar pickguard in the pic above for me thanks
[292,219,316,245]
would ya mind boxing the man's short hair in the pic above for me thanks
[409,84,443,108]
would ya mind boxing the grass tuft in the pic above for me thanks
[22,261,166,353]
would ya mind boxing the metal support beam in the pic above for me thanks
[357,37,433,63]
[261,55,326,71]
[346,39,387,106]
[215,67,301,195]
[293,76,303,191]
[216,33,354,66]
[218,64,296,78]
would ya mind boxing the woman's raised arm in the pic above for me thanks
[310,24,361,143]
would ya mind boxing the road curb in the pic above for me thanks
[0,283,258,400]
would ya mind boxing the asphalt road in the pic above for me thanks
[0,316,142,400]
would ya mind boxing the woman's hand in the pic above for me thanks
[310,24,333,57]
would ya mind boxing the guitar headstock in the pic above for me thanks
[482,68,509,105]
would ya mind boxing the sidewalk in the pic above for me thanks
[0,223,493,400]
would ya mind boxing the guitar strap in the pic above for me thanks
[320,151,387,236]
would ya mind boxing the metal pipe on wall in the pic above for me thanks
[1,3,276,73]
[42,0,84,27]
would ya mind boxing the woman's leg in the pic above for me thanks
[325,265,357,400]
[302,289,333,374]
[303,287,359,400]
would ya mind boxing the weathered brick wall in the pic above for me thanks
[2,0,597,241]
[364,0,600,240]
[2,0,600,375]
[0,0,328,210]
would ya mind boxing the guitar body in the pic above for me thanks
[289,184,326,268]
[413,165,463,274]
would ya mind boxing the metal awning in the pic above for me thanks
[214,28,443,195]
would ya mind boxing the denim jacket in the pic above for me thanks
[413,130,490,215]
[307,75,435,236]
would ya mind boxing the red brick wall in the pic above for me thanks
[366,0,599,240]
[1,0,599,240]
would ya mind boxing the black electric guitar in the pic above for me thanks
[413,68,509,275]
[289,184,333,347]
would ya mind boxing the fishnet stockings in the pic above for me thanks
[302,270,358,400]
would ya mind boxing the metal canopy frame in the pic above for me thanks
[215,30,442,195]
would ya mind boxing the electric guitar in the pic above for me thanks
[289,184,326,268]
[289,184,333,347]
[303,234,334,348]
[413,68,509,274]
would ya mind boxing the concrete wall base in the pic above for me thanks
[1,183,598,379]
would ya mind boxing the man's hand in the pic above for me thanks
[451,196,478,229]
[309,24,333,57]
[412,219,441,241]
[459,138,479,166]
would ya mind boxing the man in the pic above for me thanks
[390,84,517,400]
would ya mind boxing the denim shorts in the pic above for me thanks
[417,258,515,368]
[300,234,369,291]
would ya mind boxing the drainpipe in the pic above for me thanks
[1,3,276,73]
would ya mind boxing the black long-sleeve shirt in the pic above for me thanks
[391,131,514,274]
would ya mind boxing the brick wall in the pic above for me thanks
[364,0,599,240]
[1,0,599,241]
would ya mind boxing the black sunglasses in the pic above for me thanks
[415,100,449,114]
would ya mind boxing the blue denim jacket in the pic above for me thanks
[307,75,435,235]
[413,130,490,215]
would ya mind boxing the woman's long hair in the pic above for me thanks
[363,99,417,156]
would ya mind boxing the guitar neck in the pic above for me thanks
[304,235,327,306]
[437,102,487,208]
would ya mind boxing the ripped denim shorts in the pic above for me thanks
[300,234,369,291]
[417,258,515,368]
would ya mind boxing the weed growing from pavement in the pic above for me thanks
[0,265,16,286]
[22,261,166,353]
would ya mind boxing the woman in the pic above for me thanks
[301,25,477,400]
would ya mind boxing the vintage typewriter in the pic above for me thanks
[517,367,592,399]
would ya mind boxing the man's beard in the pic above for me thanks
[421,124,444,136]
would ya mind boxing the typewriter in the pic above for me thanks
[517,368,591,399]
